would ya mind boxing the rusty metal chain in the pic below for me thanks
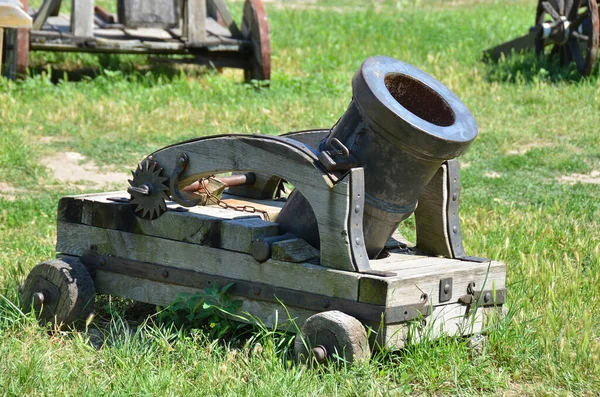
[199,177,271,221]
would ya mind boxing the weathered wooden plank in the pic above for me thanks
[123,28,174,40]
[271,238,320,263]
[220,218,279,253]
[205,16,232,37]
[71,0,94,37]
[66,191,288,251]
[148,135,360,271]
[208,0,241,37]
[381,304,500,349]
[32,0,62,30]
[183,0,207,46]
[219,195,285,220]
[93,271,315,331]
[414,164,452,257]
[360,260,505,307]
[56,221,361,300]
[117,0,179,29]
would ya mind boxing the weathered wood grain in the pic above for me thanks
[208,0,241,37]
[360,259,505,307]
[32,0,62,30]
[71,0,94,37]
[183,0,207,46]
[117,0,179,29]
[414,163,452,257]
[147,135,360,271]
[271,238,320,263]
[57,221,361,300]
[93,271,316,331]
[381,304,500,349]
[220,217,279,253]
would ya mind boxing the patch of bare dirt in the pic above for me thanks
[558,170,600,185]
[0,182,18,201]
[506,141,552,155]
[39,136,70,145]
[41,152,129,189]
[484,171,502,178]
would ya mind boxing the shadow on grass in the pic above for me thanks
[484,51,597,84]
[27,52,215,83]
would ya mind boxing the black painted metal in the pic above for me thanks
[277,56,478,259]
[439,277,453,303]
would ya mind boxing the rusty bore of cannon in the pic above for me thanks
[276,56,479,260]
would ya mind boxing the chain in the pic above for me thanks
[199,177,271,222]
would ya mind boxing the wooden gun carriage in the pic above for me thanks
[1,0,270,82]
[22,56,506,363]
[484,0,599,77]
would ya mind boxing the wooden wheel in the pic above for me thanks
[294,311,371,364]
[535,0,599,76]
[22,257,95,327]
[241,0,271,83]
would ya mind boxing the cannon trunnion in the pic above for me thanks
[22,56,506,363]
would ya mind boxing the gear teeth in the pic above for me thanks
[128,159,169,221]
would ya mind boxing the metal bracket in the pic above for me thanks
[348,168,396,277]
[458,288,506,307]
[169,152,200,207]
[385,299,432,323]
[317,138,358,171]
[439,277,453,302]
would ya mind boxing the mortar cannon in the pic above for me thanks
[22,56,506,364]
[277,56,478,259]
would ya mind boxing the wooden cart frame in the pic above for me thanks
[2,0,271,82]
[22,130,506,362]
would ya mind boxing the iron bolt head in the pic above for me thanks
[443,283,451,294]
[354,205,361,213]
[32,291,45,306]
[321,299,330,308]
[253,287,261,296]
[452,192,458,201]
[452,225,458,234]
[162,270,169,278]
[355,237,362,246]
[484,292,492,303]
[312,345,328,363]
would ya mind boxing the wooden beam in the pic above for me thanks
[33,0,63,30]
[183,0,207,47]
[71,0,94,37]
[56,221,362,301]
[208,0,241,38]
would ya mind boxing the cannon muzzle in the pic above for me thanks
[277,56,478,259]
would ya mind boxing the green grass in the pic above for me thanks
[1,0,600,395]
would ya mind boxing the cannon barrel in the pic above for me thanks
[276,56,478,259]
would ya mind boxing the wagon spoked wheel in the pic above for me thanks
[294,311,371,365]
[21,257,96,327]
[534,0,600,76]
[241,0,271,83]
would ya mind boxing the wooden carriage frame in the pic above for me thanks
[1,0,271,82]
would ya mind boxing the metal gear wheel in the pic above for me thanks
[128,159,170,220]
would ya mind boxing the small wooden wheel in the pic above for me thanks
[535,0,599,76]
[241,0,271,83]
[294,311,371,364]
[21,257,95,327]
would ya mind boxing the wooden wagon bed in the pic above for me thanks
[3,0,271,81]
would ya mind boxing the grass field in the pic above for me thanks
[1,0,600,395]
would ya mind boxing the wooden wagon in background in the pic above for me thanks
[1,0,271,82]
